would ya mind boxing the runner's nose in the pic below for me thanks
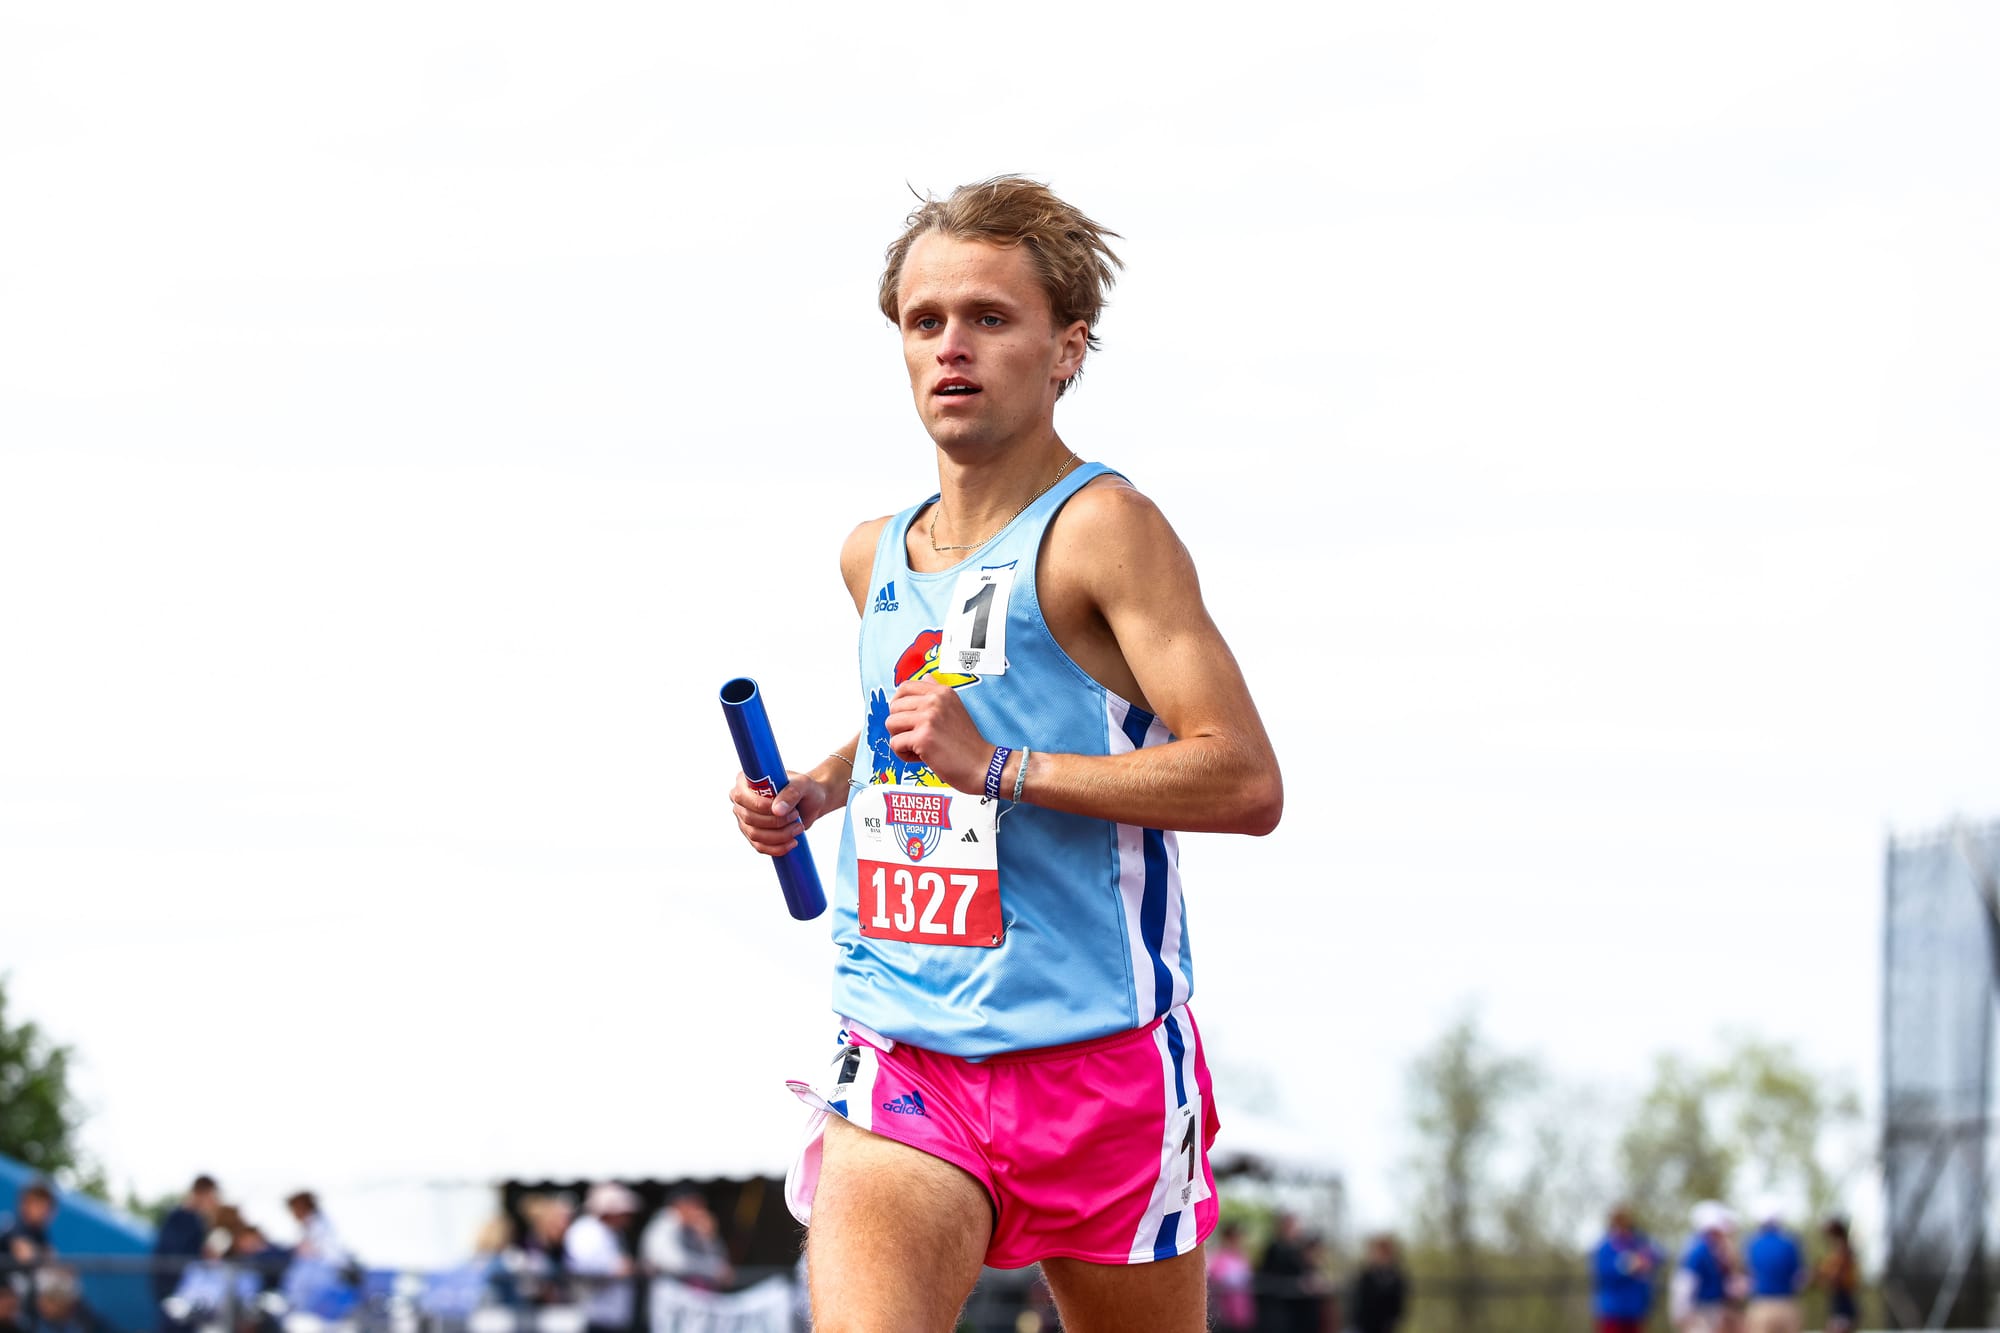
[935,317,973,365]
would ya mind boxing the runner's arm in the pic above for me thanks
[727,517,889,856]
[886,486,1281,835]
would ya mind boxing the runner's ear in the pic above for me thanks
[1053,319,1088,383]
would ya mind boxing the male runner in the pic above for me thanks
[729,176,1282,1333]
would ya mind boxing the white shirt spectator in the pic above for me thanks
[297,1213,349,1266]
[563,1214,632,1330]
[641,1212,731,1289]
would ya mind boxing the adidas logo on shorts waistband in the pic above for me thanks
[881,1090,928,1116]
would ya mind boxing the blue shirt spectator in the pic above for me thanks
[153,1177,222,1313]
[1,1182,57,1274]
[1591,1208,1662,1323]
[1682,1231,1729,1305]
[1747,1222,1803,1297]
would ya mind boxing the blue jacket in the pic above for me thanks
[1682,1234,1729,1304]
[1747,1226,1802,1297]
[1593,1232,1661,1319]
[153,1206,209,1301]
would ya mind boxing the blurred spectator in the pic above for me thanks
[1744,1199,1804,1333]
[565,1183,640,1333]
[276,1191,355,1321]
[2,1182,57,1273]
[163,1211,233,1325]
[1206,1221,1256,1331]
[1810,1218,1859,1333]
[421,1217,515,1319]
[277,1200,356,1325]
[284,1193,347,1266]
[1592,1205,1662,1333]
[166,1216,281,1333]
[0,1281,24,1333]
[231,1226,288,1287]
[641,1187,732,1292]
[1673,1202,1734,1333]
[512,1194,576,1306]
[1298,1233,1338,1333]
[1256,1212,1313,1333]
[28,1268,103,1333]
[164,1249,227,1321]
[1720,1211,1750,1333]
[1349,1233,1406,1333]
[153,1176,223,1324]
[226,1227,288,1333]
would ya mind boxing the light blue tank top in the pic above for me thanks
[830,461,1194,1058]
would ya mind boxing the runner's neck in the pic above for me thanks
[927,440,1077,551]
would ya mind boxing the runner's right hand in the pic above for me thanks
[729,769,838,856]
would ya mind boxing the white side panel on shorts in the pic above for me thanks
[784,1038,888,1225]
[845,1043,880,1134]
[1124,1007,1200,1263]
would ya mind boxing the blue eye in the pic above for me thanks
[980,315,1003,327]
[914,316,941,331]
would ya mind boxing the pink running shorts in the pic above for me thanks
[785,1004,1220,1268]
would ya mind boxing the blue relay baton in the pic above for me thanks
[720,676,828,921]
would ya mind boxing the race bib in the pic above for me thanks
[938,562,1015,677]
[852,783,1003,947]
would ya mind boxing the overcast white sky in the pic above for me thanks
[3,2,1996,1265]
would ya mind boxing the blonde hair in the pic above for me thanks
[878,176,1123,398]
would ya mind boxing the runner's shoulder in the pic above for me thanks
[841,514,895,611]
[1047,472,1188,565]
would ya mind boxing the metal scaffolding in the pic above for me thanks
[1883,820,2000,1328]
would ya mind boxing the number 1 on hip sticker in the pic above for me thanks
[1172,1100,1212,1208]
[940,562,1015,677]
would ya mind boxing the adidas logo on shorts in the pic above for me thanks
[881,1090,928,1117]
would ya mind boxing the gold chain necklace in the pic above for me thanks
[928,452,1080,554]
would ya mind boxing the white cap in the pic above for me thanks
[584,1181,641,1216]
[1752,1194,1785,1226]
[1691,1200,1732,1233]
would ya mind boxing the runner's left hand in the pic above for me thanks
[886,679,995,791]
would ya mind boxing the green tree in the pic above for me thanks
[1714,1034,1862,1222]
[0,975,107,1196]
[1616,1036,1860,1237]
[1616,1051,1735,1236]
[1495,1094,1608,1261]
[1406,1012,1540,1327]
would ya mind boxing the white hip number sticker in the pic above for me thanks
[1172,1099,1212,1208]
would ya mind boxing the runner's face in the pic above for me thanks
[896,233,1086,452]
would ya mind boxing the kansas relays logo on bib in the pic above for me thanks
[853,782,1003,948]
[883,790,951,862]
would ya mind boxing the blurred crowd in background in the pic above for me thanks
[3,1169,1873,1333]
[0,1174,761,1333]
[1203,1216,1405,1333]
[4,1176,370,1333]
[1589,1199,1860,1333]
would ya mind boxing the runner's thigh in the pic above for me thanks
[808,1115,993,1333]
[1041,1246,1208,1333]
